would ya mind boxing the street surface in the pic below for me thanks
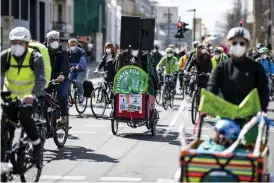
[12,77,274,182]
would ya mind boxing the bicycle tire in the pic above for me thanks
[52,108,69,148]
[180,80,185,99]
[74,90,88,114]
[191,90,198,124]
[162,86,169,110]
[90,87,107,118]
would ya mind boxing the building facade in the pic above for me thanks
[48,0,74,40]
[135,0,153,17]
[1,0,49,47]
[117,0,135,16]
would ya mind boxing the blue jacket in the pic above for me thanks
[68,47,88,71]
[259,59,274,74]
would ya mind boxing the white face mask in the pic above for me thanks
[50,41,59,49]
[167,53,173,58]
[215,54,220,60]
[132,50,139,57]
[152,49,157,53]
[201,49,206,54]
[11,44,25,57]
[106,48,111,54]
[230,44,246,58]
[70,46,76,52]
[262,54,267,59]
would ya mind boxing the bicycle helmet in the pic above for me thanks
[214,47,222,54]
[226,27,251,42]
[256,43,265,50]
[9,27,31,42]
[46,30,60,40]
[214,119,241,141]
[165,47,173,53]
[259,47,269,54]
[192,41,200,48]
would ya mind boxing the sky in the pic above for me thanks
[155,0,253,34]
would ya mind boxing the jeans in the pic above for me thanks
[57,79,69,116]
[68,71,87,96]
[268,76,272,91]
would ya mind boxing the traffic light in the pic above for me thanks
[182,22,189,33]
[175,21,184,38]
[239,20,243,27]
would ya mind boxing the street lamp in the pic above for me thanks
[186,9,196,42]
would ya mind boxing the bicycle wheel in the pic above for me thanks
[52,108,69,148]
[74,90,88,114]
[162,86,169,110]
[191,90,199,124]
[180,80,185,99]
[90,87,107,118]
[19,144,42,182]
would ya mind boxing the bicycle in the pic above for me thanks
[156,68,164,104]
[44,80,70,147]
[68,68,88,114]
[90,71,114,118]
[190,72,210,124]
[162,73,176,110]
[1,91,45,182]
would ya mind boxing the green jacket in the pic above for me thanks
[156,56,179,74]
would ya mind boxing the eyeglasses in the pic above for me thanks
[232,41,245,46]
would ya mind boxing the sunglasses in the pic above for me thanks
[232,41,245,46]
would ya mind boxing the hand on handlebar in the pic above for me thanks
[70,67,75,72]
[23,94,35,105]
[57,75,65,82]
[94,69,99,74]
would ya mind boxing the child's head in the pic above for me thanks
[211,119,241,147]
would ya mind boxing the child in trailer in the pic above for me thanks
[197,119,247,154]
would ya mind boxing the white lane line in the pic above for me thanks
[40,175,86,180]
[84,124,108,127]
[163,99,188,138]
[69,131,97,134]
[99,177,142,182]
[157,178,176,182]
[84,124,128,127]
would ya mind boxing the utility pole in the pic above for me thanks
[186,9,196,42]
[268,0,272,50]
[164,8,173,44]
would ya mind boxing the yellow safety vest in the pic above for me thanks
[28,42,51,88]
[3,48,35,99]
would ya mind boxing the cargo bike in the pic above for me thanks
[177,88,273,182]
[110,65,159,136]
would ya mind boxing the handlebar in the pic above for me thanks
[1,91,34,108]
[50,79,60,85]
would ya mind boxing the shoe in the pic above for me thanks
[57,116,68,124]
[33,143,43,168]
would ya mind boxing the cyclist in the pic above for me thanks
[255,47,274,92]
[168,44,179,59]
[94,42,116,83]
[151,45,163,68]
[46,31,69,124]
[185,44,212,96]
[211,47,227,71]
[67,38,88,104]
[207,27,269,142]
[252,43,265,60]
[185,41,200,70]
[156,48,179,94]
[178,51,188,90]
[0,27,44,165]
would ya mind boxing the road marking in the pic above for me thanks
[157,178,176,182]
[99,177,142,182]
[40,175,86,180]
[185,127,211,130]
[84,124,128,127]
[69,131,97,134]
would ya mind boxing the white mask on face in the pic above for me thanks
[201,49,206,54]
[11,44,25,57]
[153,49,157,53]
[262,54,267,59]
[50,41,59,49]
[215,55,220,60]
[230,44,246,58]
[106,48,111,54]
[70,46,76,52]
[167,53,173,58]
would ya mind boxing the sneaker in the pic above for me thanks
[33,143,43,168]
[57,116,68,124]
[68,100,72,107]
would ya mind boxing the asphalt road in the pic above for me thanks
[12,80,274,182]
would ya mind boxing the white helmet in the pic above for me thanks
[9,27,31,42]
[226,27,251,42]
[46,30,60,39]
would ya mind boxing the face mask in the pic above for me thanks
[230,44,246,58]
[106,48,111,54]
[11,44,25,57]
[262,54,267,59]
[201,49,206,54]
[167,53,173,58]
[153,49,157,53]
[70,46,76,52]
[132,50,139,57]
[50,41,59,49]
[215,54,220,60]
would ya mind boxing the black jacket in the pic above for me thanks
[151,51,163,67]
[186,53,212,73]
[48,45,70,79]
[97,53,116,82]
[207,57,269,112]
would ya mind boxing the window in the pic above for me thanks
[68,6,72,24]
[21,0,28,20]
[58,4,62,22]
[1,0,9,16]
[12,0,19,18]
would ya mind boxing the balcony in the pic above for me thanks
[52,21,67,32]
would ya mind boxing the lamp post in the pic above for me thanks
[186,9,196,42]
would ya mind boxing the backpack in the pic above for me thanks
[6,43,52,88]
